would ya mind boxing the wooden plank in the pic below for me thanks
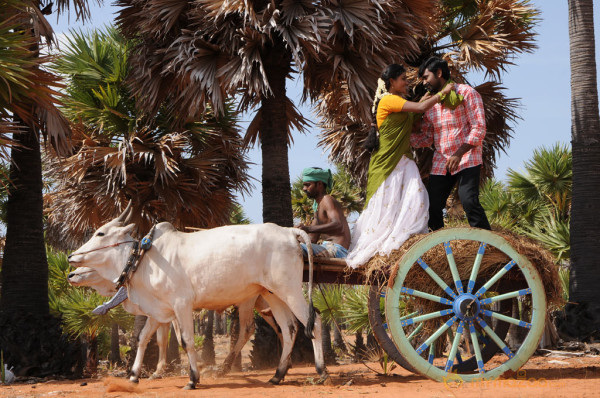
[303,257,366,285]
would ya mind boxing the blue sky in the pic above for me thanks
[50,2,597,223]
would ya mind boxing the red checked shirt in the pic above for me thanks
[410,84,486,175]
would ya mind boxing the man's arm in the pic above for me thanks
[447,86,486,172]
[308,217,320,243]
[299,196,344,236]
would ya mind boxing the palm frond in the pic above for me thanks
[57,287,134,339]
[0,0,72,155]
[45,27,250,248]
[341,285,370,333]
[312,284,346,325]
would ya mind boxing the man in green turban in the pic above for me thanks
[297,167,350,258]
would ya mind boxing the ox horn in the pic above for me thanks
[116,200,133,224]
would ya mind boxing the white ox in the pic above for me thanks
[67,267,280,377]
[68,216,325,389]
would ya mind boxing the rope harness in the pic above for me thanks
[115,224,157,290]
[72,240,137,256]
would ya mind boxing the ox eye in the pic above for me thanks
[96,232,105,237]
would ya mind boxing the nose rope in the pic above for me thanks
[70,241,137,257]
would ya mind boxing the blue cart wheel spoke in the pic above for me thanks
[400,309,454,327]
[443,242,464,294]
[475,317,515,359]
[416,258,457,299]
[479,288,532,305]
[481,309,533,329]
[474,260,517,298]
[407,323,424,342]
[466,242,487,294]
[415,315,458,355]
[400,287,454,305]
[467,321,485,373]
[384,228,546,382]
[444,320,465,371]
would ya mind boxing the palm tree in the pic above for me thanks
[46,245,134,375]
[341,286,371,360]
[313,284,347,363]
[45,26,250,373]
[507,143,572,222]
[566,0,600,340]
[0,0,91,377]
[114,0,437,227]
[45,27,250,247]
[480,144,572,261]
[320,0,539,185]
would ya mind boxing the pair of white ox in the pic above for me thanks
[67,267,279,378]
[67,212,326,390]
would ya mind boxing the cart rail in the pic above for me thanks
[302,257,366,285]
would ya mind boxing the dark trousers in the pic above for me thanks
[427,165,491,231]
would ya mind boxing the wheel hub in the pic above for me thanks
[452,293,480,321]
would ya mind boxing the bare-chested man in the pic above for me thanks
[297,167,351,258]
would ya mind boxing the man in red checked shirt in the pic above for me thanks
[411,57,491,231]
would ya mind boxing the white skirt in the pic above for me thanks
[346,156,429,269]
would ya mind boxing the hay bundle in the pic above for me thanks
[360,228,564,313]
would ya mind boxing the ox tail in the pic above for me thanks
[172,320,182,347]
[292,228,316,339]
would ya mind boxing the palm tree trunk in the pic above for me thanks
[333,323,347,353]
[566,0,600,340]
[254,40,297,365]
[228,308,242,371]
[0,127,48,314]
[201,310,216,365]
[321,322,337,365]
[260,42,293,226]
[128,315,159,371]
[215,312,224,335]
[109,323,122,366]
[250,314,280,368]
[85,336,99,376]
[353,329,367,361]
[0,125,79,376]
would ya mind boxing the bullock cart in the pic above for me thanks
[304,227,561,383]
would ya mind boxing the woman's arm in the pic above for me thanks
[401,83,454,113]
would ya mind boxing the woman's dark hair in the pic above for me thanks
[381,64,406,91]
[418,56,450,80]
[363,64,406,152]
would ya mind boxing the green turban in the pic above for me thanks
[302,167,333,190]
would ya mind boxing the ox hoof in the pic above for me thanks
[129,377,139,384]
[149,373,163,380]
[316,372,330,385]
[268,377,281,385]
[183,382,196,390]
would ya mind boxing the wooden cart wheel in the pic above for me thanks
[368,282,512,374]
[368,284,416,373]
[385,228,546,382]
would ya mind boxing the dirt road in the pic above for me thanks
[1,354,598,398]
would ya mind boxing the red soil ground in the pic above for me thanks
[1,354,598,398]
